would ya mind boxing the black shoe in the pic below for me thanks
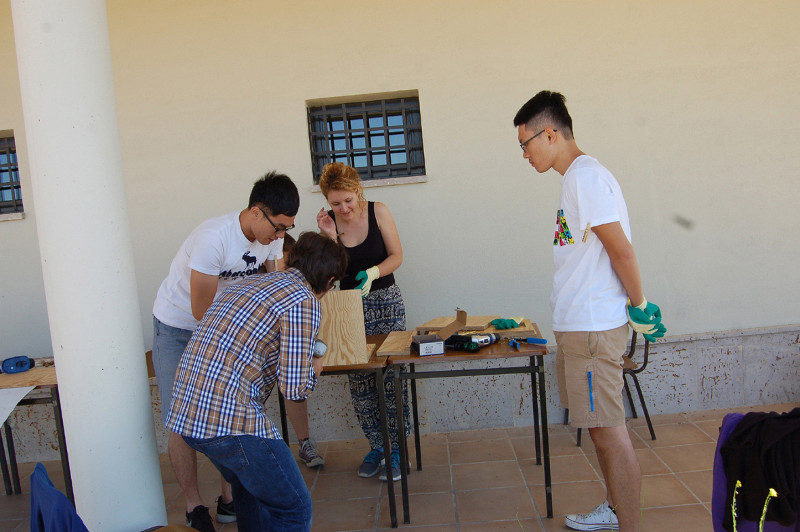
[186,505,216,532]
[215,496,236,524]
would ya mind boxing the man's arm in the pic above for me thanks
[189,269,218,321]
[264,255,285,272]
[592,221,644,307]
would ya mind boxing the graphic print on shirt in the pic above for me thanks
[554,209,575,246]
[219,251,260,280]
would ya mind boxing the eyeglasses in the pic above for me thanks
[519,129,557,152]
[260,208,295,234]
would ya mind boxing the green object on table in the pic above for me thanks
[491,318,519,330]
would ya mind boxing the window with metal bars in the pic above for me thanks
[307,96,425,184]
[0,135,23,215]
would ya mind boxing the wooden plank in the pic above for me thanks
[0,366,58,389]
[417,315,500,333]
[317,289,370,367]
[474,319,542,338]
[376,330,413,357]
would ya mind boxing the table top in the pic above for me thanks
[0,365,57,390]
[388,339,547,365]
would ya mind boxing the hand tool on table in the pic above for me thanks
[507,336,548,349]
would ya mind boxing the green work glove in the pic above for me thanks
[354,266,380,298]
[642,322,667,343]
[491,318,520,330]
[627,298,666,342]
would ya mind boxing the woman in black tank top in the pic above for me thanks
[317,162,411,481]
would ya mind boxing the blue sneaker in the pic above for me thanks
[379,449,401,482]
[358,448,384,478]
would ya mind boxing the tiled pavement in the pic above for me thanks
[2,402,796,531]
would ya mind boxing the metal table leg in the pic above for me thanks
[51,387,74,504]
[409,363,421,471]
[2,423,20,494]
[394,366,410,524]
[0,425,12,495]
[533,357,552,518]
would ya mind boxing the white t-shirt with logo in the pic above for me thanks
[153,211,284,331]
[551,155,631,332]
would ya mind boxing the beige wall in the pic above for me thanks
[2,0,799,360]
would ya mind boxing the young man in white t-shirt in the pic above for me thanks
[153,171,321,531]
[513,92,666,532]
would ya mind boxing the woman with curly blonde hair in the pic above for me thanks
[316,162,409,482]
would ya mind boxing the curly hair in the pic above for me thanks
[318,162,366,203]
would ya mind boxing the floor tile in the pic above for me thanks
[678,469,714,504]
[530,481,606,518]
[311,497,378,532]
[312,471,381,500]
[378,492,455,527]
[455,486,537,522]
[641,474,700,507]
[447,427,509,443]
[635,422,715,447]
[381,464,452,495]
[0,520,27,532]
[460,518,544,531]
[453,460,525,491]
[521,454,598,486]
[449,438,515,464]
[640,503,712,531]
[652,441,716,472]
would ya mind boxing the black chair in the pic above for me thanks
[563,330,656,446]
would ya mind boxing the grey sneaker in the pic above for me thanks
[358,448,384,478]
[564,501,619,531]
[299,438,325,468]
[378,449,402,482]
[186,505,216,532]
[215,496,236,524]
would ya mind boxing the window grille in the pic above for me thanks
[308,96,425,183]
[0,136,23,214]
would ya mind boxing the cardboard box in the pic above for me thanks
[411,309,467,356]
[410,334,444,356]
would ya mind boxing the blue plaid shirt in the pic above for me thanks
[166,268,320,439]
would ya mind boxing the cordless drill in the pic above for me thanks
[0,356,36,374]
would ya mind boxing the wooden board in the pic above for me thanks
[376,330,414,357]
[474,319,542,338]
[0,366,58,389]
[417,315,500,334]
[317,289,370,367]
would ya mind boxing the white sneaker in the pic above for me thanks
[564,501,619,531]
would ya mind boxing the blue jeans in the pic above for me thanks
[183,434,312,531]
[152,316,193,425]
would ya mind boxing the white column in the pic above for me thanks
[10,1,167,529]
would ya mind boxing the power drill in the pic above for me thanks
[0,356,36,374]
[445,334,500,353]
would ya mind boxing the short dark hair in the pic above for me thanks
[248,171,300,217]
[513,91,574,139]
[287,232,348,295]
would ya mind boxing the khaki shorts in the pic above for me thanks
[554,324,628,428]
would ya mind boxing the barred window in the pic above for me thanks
[308,96,426,184]
[0,135,23,215]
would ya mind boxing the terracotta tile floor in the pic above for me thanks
[3,402,797,531]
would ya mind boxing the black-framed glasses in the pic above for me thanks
[260,208,295,234]
[519,129,557,151]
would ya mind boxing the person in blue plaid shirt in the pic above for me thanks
[166,232,348,532]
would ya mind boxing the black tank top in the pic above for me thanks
[331,202,395,292]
